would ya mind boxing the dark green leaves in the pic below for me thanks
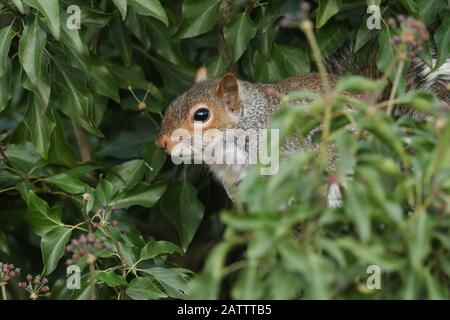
[23,95,55,159]
[224,13,256,62]
[316,0,342,28]
[140,240,181,260]
[434,13,450,70]
[0,25,14,77]
[24,0,60,40]
[126,277,167,300]
[41,227,72,275]
[161,181,204,251]
[113,0,128,20]
[19,17,47,84]
[175,0,221,39]
[27,190,64,236]
[128,0,168,26]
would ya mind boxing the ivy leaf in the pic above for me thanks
[434,14,450,70]
[354,21,380,52]
[24,0,60,40]
[128,0,168,26]
[112,183,167,209]
[107,159,146,190]
[224,12,256,62]
[0,58,12,113]
[140,240,181,260]
[88,58,120,103]
[44,173,88,194]
[316,0,342,28]
[113,0,128,20]
[27,190,64,236]
[126,277,168,300]
[12,0,25,13]
[316,23,348,57]
[19,16,47,84]
[97,271,128,287]
[160,181,204,251]
[272,44,310,76]
[23,95,56,159]
[0,25,14,77]
[175,0,221,39]
[41,227,72,275]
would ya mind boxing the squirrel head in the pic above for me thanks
[156,71,244,153]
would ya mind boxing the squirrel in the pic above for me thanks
[155,49,450,207]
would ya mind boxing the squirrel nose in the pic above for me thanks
[155,135,170,151]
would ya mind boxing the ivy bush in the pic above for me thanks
[0,0,449,300]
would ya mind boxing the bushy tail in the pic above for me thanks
[325,44,450,109]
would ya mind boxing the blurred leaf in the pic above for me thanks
[316,0,342,28]
[317,23,348,57]
[433,14,450,70]
[44,173,88,194]
[113,0,128,20]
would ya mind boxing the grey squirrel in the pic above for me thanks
[155,45,450,206]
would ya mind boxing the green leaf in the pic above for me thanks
[12,0,25,13]
[23,95,56,159]
[417,0,447,26]
[97,271,128,287]
[19,16,47,84]
[41,227,72,275]
[111,17,133,67]
[0,58,12,113]
[112,183,167,209]
[434,14,450,70]
[107,159,146,190]
[398,0,418,13]
[140,240,181,260]
[88,59,120,103]
[0,25,14,77]
[272,44,310,76]
[24,0,60,40]
[142,267,190,298]
[224,12,256,62]
[128,0,168,26]
[53,64,103,137]
[126,277,168,300]
[160,181,204,251]
[175,0,221,39]
[354,21,380,52]
[113,0,128,20]
[44,173,88,194]
[408,211,430,271]
[143,142,167,182]
[316,23,348,57]
[316,0,342,28]
[27,190,64,236]
[0,231,9,254]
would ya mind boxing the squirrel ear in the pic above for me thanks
[216,73,240,111]
[194,66,208,83]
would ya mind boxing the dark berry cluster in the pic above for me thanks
[0,263,21,286]
[389,16,429,58]
[66,233,110,265]
[18,274,51,300]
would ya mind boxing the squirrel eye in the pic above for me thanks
[193,108,210,122]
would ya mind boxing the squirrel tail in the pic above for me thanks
[325,44,450,105]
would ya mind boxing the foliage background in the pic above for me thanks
[0,0,449,299]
